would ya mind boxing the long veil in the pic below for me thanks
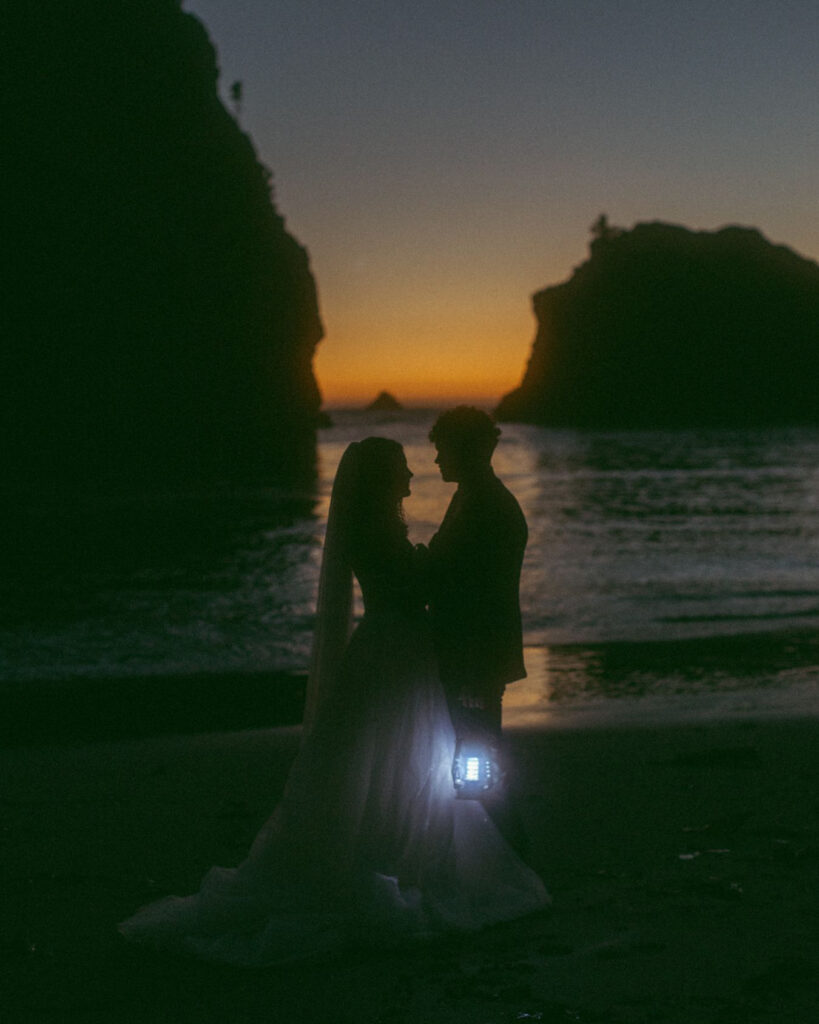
[302,442,360,736]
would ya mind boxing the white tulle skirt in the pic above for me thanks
[118,612,549,965]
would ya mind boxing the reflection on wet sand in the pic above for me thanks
[506,635,819,729]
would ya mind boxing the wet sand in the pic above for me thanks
[2,715,818,1023]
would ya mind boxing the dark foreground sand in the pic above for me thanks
[2,715,818,1023]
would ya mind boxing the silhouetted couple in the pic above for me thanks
[119,407,548,965]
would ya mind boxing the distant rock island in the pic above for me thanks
[366,391,404,412]
[4,0,324,490]
[496,218,819,427]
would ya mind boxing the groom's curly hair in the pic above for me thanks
[429,406,501,459]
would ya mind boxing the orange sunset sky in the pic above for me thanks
[186,0,819,410]
[312,261,546,407]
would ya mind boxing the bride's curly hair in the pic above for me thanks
[343,437,408,556]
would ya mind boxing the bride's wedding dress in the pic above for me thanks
[118,445,548,965]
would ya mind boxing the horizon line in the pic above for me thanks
[321,396,500,411]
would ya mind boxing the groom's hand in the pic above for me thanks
[458,688,485,709]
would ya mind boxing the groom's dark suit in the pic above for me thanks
[427,469,527,738]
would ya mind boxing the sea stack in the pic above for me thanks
[4,0,324,490]
[366,391,404,412]
[496,219,819,428]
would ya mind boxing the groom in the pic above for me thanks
[427,407,528,843]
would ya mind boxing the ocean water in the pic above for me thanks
[2,411,818,721]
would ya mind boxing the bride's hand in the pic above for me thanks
[413,544,430,588]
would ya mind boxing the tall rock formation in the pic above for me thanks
[4,1,324,490]
[496,220,819,427]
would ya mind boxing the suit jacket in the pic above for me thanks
[427,471,527,704]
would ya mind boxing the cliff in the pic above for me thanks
[496,220,819,427]
[3,1,324,490]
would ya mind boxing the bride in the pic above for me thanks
[118,437,549,965]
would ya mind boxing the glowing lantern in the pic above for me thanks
[452,735,500,799]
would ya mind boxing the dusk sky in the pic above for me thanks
[184,0,818,406]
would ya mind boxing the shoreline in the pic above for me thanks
[2,627,817,748]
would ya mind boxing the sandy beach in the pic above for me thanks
[2,710,818,1023]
